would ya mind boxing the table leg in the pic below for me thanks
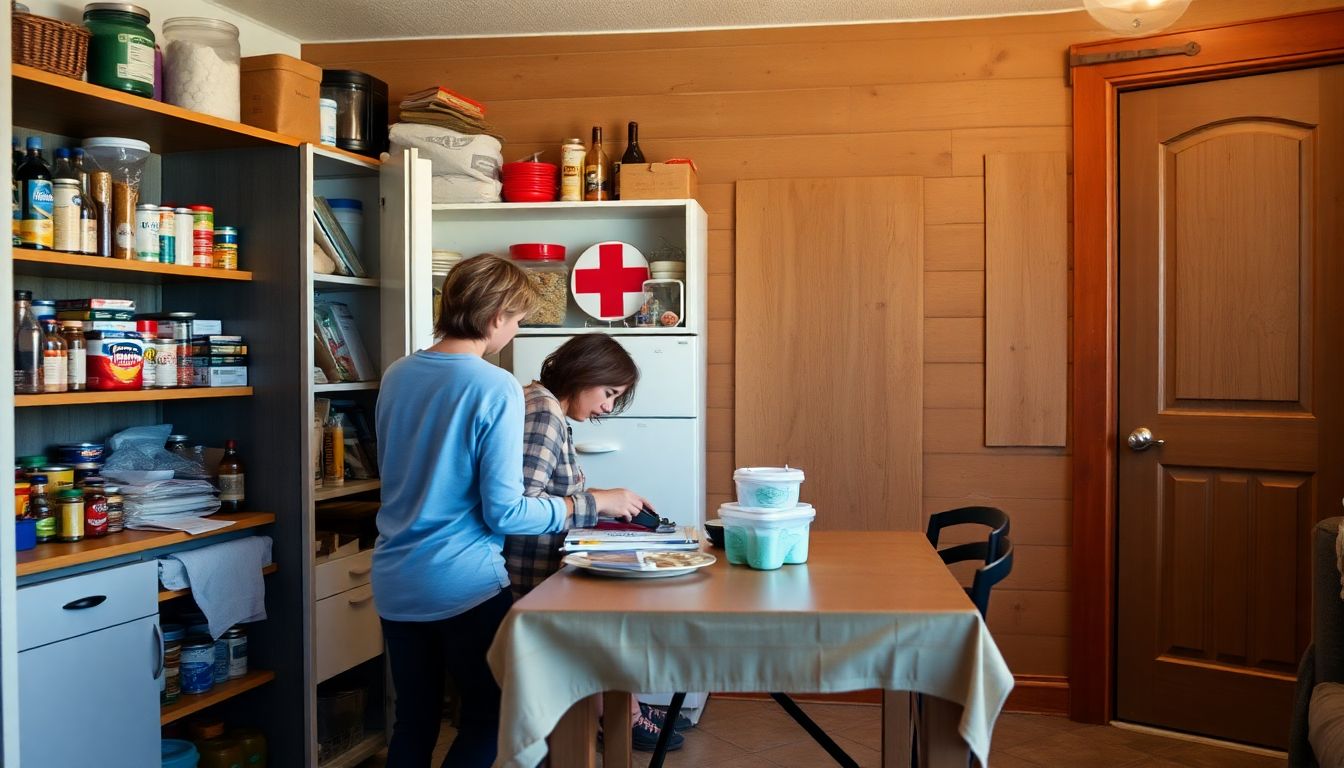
[881,690,914,768]
[550,694,599,768]
[602,692,633,768]
[917,695,968,768]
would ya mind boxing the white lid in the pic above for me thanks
[650,260,685,272]
[81,137,151,154]
[719,502,815,521]
[733,466,805,483]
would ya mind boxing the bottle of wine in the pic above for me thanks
[615,121,647,200]
[218,439,246,512]
[583,126,610,201]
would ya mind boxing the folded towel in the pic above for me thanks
[159,535,272,639]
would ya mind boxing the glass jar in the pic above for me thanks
[56,488,85,542]
[83,485,108,538]
[636,279,685,328]
[61,321,86,391]
[511,251,568,327]
[162,17,240,121]
[161,624,184,704]
[83,4,155,98]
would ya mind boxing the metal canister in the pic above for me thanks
[56,488,84,542]
[560,137,585,202]
[154,338,178,388]
[212,227,238,270]
[136,319,158,388]
[224,626,248,679]
[190,205,214,268]
[39,465,74,489]
[52,178,82,253]
[72,462,103,485]
[135,203,160,262]
[104,485,124,533]
[174,207,193,265]
[82,484,108,537]
[166,312,195,386]
[157,206,175,264]
[180,636,215,695]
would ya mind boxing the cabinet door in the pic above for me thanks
[570,418,703,527]
[20,616,161,768]
[509,335,701,417]
[315,584,382,683]
[380,147,434,368]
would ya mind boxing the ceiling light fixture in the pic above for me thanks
[1083,0,1193,35]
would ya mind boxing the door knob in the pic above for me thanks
[1127,427,1164,451]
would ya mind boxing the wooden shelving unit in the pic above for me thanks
[14,248,253,282]
[159,670,277,725]
[15,387,252,407]
[314,479,381,502]
[16,512,275,577]
[158,563,278,602]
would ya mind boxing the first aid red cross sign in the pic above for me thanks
[572,241,650,319]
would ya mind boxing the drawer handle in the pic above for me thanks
[152,623,165,679]
[62,595,107,611]
[347,567,372,577]
[575,442,619,454]
[348,594,374,607]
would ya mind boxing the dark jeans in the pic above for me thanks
[382,589,514,768]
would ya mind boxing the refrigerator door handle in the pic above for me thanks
[151,622,164,680]
[575,442,619,454]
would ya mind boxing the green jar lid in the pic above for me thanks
[83,3,151,21]
[16,455,46,468]
[56,489,85,500]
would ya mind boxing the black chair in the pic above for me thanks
[967,538,1014,618]
[926,505,1010,565]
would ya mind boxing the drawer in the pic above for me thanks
[315,583,382,683]
[509,335,700,418]
[315,548,373,601]
[18,561,158,652]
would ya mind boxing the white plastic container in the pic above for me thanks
[327,198,363,258]
[319,98,338,145]
[719,502,816,570]
[733,466,805,509]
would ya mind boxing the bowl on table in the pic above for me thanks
[704,519,725,548]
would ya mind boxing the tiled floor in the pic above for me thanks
[359,697,1288,767]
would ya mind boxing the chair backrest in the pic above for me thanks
[926,505,1010,562]
[968,538,1014,618]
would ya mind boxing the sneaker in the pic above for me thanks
[640,702,694,732]
[631,713,684,752]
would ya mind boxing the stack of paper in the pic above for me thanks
[562,526,701,552]
[103,476,224,533]
[398,85,501,139]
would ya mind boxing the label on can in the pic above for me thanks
[192,209,215,267]
[116,35,155,85]
[58,499,83,541]
[180,653,213,694]
[135,206,159,262]
[158,209,175,264]
[154,340,178,388]
[560,143,585,202]
[214,242,238,270]
[141,343,157,387]
[174,210,193,265]
[21,179,53,249]
[227,635,248,678]
[52,183,80,252]
[84,498,108,536]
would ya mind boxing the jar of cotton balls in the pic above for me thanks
[162,17,240,121]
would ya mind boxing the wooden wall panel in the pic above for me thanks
[302,0,1342,680]
[985,152,1069,447]
[735,177,923,531]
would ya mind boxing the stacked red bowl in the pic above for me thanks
[502,162,558,202]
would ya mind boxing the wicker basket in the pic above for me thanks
[13,10,90,79]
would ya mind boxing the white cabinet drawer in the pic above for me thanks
[315,583,382,683]
[17,561,158,652]
[570,418,703,527]
[509,335,700,418]
[315,548,374,601]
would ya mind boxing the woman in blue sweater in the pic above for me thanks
[373,255,629,767]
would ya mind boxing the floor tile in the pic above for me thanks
[1003,729,1152,768]
[752,733,882,768]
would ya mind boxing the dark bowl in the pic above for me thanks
[704,519,725,548]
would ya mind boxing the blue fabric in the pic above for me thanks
[373,352,567,622]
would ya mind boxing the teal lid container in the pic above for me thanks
[161,738,199,768]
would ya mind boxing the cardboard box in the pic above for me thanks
[619,162,698,200]
[241,54,323,143]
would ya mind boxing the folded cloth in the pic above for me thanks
[159,535,272,639]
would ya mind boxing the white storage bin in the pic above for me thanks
[733,466,805,509]
[719,502,816,570]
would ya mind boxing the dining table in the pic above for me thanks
[486,530,1014,768]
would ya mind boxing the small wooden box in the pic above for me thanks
[619,162,698,200]
[240,54,323,143]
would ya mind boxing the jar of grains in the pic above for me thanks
[509,245,568,327]
[162,18,240,121]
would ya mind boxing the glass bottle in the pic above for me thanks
[52,148,76,182]
[28,474,55,543]
[583,126,610,201]
[218,439,245,512]
[40,318,68,393]
[17,137,53,250]
[74,154,98,255]
[61,320,86,391]
[615,121,646,201]
[14,290,41,394]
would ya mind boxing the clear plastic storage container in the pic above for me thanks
[719,502,816,570]
[509,244,569,327]
[162,17,240,121]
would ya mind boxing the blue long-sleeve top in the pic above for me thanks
[372,351,568,621]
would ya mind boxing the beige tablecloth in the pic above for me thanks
[487,531,1013,767]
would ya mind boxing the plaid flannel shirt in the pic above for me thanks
[503,383,598,598]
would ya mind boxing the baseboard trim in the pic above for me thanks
[713,675,1070,716]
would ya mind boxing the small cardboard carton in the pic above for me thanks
[241,54,323,143]
[619,162,698,200]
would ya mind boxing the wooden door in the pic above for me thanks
[1116,66,1344,747]
[735,177,923,531]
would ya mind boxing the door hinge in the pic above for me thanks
[1067,41,1201,82]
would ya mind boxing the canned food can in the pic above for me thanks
[224,626,248,679]
[174,208,193,266]
[157,207,175,264]
[56,489,84,542]
[191,205,214,268]
[135,203,160,262]
[213,227,238,270]
[560,138,585,202]
[39,465,74,489]
[180,637,215,695]
[154,339,178,388]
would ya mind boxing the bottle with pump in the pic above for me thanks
[583,126,610,201]
[17,137,53,250]
[218,439,245,512]
[13,290,42,394]
[614,121,646,201]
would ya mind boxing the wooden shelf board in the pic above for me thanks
[13,64,300,154]
[17,512,276,577]
[320,731,387,768]
[15,387,252,407]
[14,248,253,282]
[314,273,380,288]
[314,479,381,503]
[158,563,278,602]
[312,144,382,169]
[314,381,379,393]
[160,669,277,725]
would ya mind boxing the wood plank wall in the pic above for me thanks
[303,0,1342,682]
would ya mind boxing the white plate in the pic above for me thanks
[563,550,716,579]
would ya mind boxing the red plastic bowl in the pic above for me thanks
[502,162,557,175]
[509,243,566,260]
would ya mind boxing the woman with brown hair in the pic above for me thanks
[504,333,691,752]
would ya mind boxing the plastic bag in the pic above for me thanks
[103,424,202,477]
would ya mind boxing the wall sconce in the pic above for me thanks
[1083,0,1193,35]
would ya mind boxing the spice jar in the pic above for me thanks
[83,484,109,538]
[104,485,125,533]
[509,244,568,327]
[212,226,238,270]
[83,3,155,98]
[161,624,184,705]
[56,489,85,542]
[162,18,240,121]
